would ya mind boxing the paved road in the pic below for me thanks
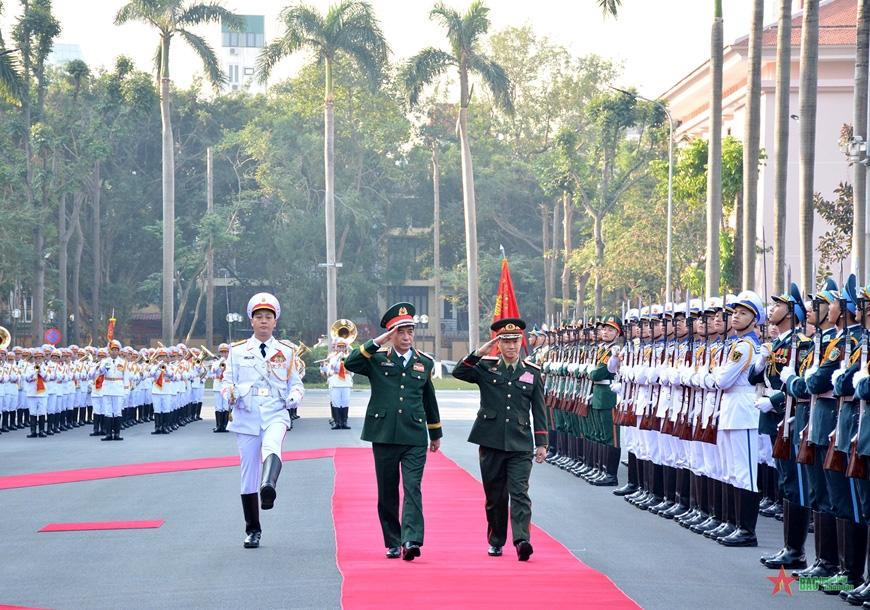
[0,390,850,609]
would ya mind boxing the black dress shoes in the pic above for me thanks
[612,482,638,496]
[402,542,421,561]
[488,545,503,557]
[244,531,261,548]
[515,539,534,561]
[386,547,401,559]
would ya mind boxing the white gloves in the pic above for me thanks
[754,397,773,413]
[779,365,796,381]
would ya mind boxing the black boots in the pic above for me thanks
[260,454,282,510]
[89,414,103,436]
[212,411,229,432]
[794,511,839,578]
[719,488,760,547]
[241,493,261,548]
[101,417,123,441]
[26,418,37,438]
[593,445,620,486]
[761,499,810,569]
[332,407,350,429]
[152,413,165,434]
[826,518,868,595]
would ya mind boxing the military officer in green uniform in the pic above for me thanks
[344,302,442,561]
[453,318,548,561]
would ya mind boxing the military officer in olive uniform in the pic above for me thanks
[344,302,442,561]
[453,318,548,561]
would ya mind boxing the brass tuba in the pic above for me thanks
[0,326,10,349]
[330,319,357,345]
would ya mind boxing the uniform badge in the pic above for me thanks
[270,352,286,364]
[519,372,534,384]
[730,349,742,363]
[827,347,841,362]
[380,361,395,367]
[413,362,425,372]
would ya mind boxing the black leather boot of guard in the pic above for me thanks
[795,511,839,579]
[720,488,760,547]
[260,453,282,510]
[826,519,868,595]
[340,407,351,429]
[241,493,261,548]
[26,417,37,438]
[762,499,809,569]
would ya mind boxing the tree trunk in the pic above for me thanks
[91,160,101,343]
[561,191,573,319]
[31,151,47,345]
[458,105,480,350]
[853,0,869,282]
[799,1,820,292]
[593,211,604,315]
[549,200,561,324]
[742,0,764,291]
[733,191,744,292]
[542,204,554,324]
[59,193,68,343]
[71,213,84,346]
[161,76,175,344]
[706,4,724,298]
[206,147,214,351]
[432,143,442,362]
[324,61,338,334]
[772,0,792,296]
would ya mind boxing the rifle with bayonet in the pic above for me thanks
[846,306,868,479]
[772,300,798,460]
[824,293,851,473]
[796,297,822,466]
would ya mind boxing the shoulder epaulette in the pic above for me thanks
[523,358,541,370]
[480,355,499,361]
[377,346,390,352]
[231,339,246,346]
[416,349,433,361]
[278,340,297,350]
[797,333,811,343]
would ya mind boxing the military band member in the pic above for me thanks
[453,318,547,560]
[344,302,442,561]
[209,344,230,433]
[221,292,305,549]
[321,338,353,430]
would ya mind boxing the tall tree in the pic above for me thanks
[853,0,869,282]
[741,0,763,292]
[0,1,22,104]
[798,0,819,292]
[114,0,243,344]
[404,0,514,349]
[12,0,60,344]
[706,0,724,298]
[257,1,388,336]
[772,0,792,296]
[596,0,621,18]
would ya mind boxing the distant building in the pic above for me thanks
[220,15,266,94]
[663,0,858,291]
[48,43,84,67]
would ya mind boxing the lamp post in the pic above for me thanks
[611,87,675,300]
[414,314,430,354]
[11,308,20,346]
[226,312,243,343]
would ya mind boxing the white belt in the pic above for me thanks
[593,380,610,385]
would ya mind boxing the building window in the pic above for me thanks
[387,286,428,317]
[228,65,239,84]
[244,67,254,76]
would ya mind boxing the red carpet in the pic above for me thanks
[0,606,52,610]
[0,448,334,490]
[39,520,164,532]
[332,447,642,609]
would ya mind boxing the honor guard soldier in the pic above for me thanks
[453,318,547,560]
[586,314,622,486]
[344,302,442,561]
[698,291,764,547]
[209,344,230,433]
[221,292,305,549]
[753,283,813,570]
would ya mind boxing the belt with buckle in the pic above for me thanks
[255,387,272,397]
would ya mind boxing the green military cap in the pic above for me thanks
[380,302,416,330]
[491,317,526,339]
[600,314,623,335]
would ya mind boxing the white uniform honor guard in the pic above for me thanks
[221,292,305,549]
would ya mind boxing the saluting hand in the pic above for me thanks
[476,337,499,356]
[373,326,398,347]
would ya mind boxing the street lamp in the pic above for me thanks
[413,314,430,353]
[225,312,243,343]
[611,86,675,300]
[11,308,20,346]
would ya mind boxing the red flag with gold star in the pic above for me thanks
[490,253,526,355]
[107,316,116,344]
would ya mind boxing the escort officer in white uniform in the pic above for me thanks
[221,292,305,549]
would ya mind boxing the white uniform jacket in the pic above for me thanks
[221,335,305,436]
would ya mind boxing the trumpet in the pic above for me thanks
[220,362,226,370]
[195,357,203,365]
[160,363,167,371]
[200,345,217,359]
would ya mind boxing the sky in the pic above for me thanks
[5,0,778,97]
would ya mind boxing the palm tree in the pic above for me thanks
[798,0,819,291]
[256,1,388,334]
[404,1,513,350]
[114,0,243,344]
[0,1,21,104]
[741,0,763,291]
[596,0,622,18]
[852,0,869,283]
[706,0,724,298]
[772,0,792,296]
